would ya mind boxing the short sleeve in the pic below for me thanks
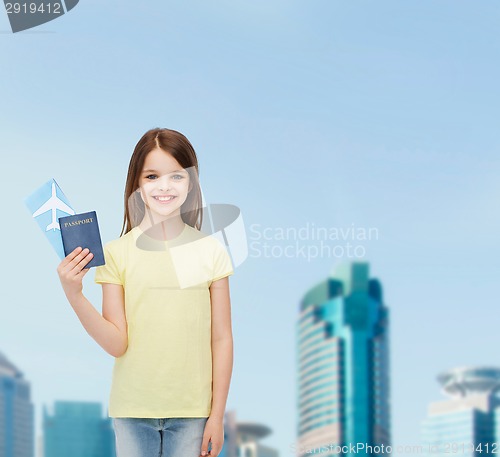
[94,242,123,285]
[212,240,234,282]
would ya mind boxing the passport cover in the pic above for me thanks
[24,178,76,259]
[59,211,105,268]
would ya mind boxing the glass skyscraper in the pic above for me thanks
[296,262,391,457]
[43,401,115,457]
[0,351,34,457]
[421,367,500,457]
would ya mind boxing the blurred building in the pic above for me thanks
[0,351,34,457]
[422,367,500,456]
[221,410,279,457]
[43,401,114,457]
[296,262,391,456]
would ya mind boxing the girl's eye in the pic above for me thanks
[172,174,185,180]
[146,175,157,180]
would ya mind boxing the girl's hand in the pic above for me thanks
[200,416,224,456]
[56,247,94,299]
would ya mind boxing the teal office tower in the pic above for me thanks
[43,401,115,457]
[0,352,34,457]
[421,367,500,457]
[296,263,391,456]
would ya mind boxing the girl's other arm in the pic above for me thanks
[201,276,233,456]
[209,276,233,419]
[57,247,128,358]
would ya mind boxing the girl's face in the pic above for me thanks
[138,148,191,222]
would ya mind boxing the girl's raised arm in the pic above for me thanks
[57,247,128,357]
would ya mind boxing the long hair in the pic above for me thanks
[120,128,203,236]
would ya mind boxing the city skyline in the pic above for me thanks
[0,360,278,457]
[2,256,499,455]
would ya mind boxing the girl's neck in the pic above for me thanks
[138,216,185,241]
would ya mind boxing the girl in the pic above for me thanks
[57,128,234,457]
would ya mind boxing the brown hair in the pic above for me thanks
[120,128,203,236]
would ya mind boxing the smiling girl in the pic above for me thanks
[56,128,234,457]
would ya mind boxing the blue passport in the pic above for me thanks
[58,211,105,268]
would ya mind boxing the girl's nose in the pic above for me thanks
[158,175,171,191]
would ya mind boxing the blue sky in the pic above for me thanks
[1,1,500,455]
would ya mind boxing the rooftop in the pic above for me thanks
[438,366,500,397]
[0,351,23,378]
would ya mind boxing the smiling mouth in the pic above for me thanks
[153,196,176,202]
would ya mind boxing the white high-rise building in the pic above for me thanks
[422,367,500,457]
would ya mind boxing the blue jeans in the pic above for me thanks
[113,417,209,457]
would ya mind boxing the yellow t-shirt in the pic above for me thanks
[94,223,234,418]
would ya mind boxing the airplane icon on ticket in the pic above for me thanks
[24,178,76,259]
[32,182,75,231]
